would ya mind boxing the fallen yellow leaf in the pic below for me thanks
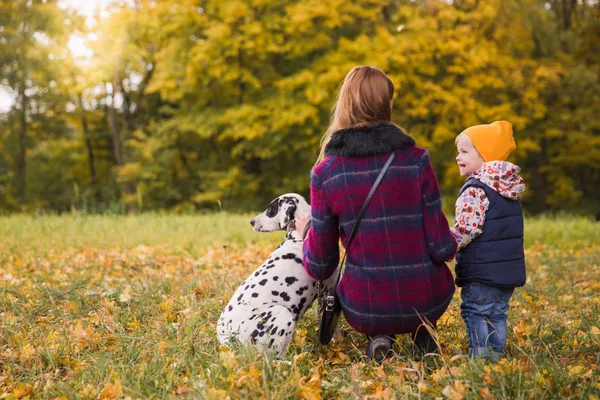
[478,386,494,400]
[297,372,322,400]
[98,379,123,400]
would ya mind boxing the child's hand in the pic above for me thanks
[295,214,311,236]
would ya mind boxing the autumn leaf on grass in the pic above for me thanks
[331,351,351,365]
[98,379,123,400]
[18,343,36,364]
[206,387,231,400]
[72,321,101,352]
[368,384,394,399]
[219,347,237,370]
[236,365,262,388]
[478,387,495,400]
[157,341,168,353]
[9,382,33,398]
[126,317,140,332]
[417,381,438,396]
[442,380,468,400]
[118,285,133,303]
[298,372,323,400]
[294,327,307,346]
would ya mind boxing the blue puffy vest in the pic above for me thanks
[455,178,526,288]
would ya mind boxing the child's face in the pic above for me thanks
[456,135,484,177]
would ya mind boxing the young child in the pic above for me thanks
[452,121,526,361]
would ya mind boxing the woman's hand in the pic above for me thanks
[295,214,311,237]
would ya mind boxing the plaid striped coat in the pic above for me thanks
[302,123,457,335]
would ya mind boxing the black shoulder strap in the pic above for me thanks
[338,151,397,270]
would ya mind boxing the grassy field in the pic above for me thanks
[0,214,598,399]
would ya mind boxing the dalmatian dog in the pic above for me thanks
[216,193,338,358]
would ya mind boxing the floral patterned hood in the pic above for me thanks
[471,161,525,200]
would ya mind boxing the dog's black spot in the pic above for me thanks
[273,276,279,281]
[271,290,279,296]
[251,284,256,288]
[274,257,280,261]
[251,330,259,339]
[267,259,274,264]
[237,294,243,302]
[280,196,299,205]
[259,331,265,337]
[279,292,291,302]
[262,271,268,275]
[269,338,275,347]
[259,279,268,286]
[254,271,260,277]
[271,326,278,335]
[312,282,317,287]
[279,329,285,336]
[296,285,309,296]
[285,277,298,286]
[265,198,279,218]
[287,321,292,326]
[280,253,302,264]
[251,293,259,298]
[228,305,233,312]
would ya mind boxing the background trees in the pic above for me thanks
[0,0,598,214]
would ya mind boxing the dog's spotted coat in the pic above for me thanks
[216,194,337,357]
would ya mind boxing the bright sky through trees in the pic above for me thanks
[0,0,112,110]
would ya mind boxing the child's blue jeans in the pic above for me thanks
[460,281,514,361]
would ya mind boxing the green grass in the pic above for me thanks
[0,213,282,256]
[0,214,598,399]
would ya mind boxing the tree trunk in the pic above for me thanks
[78,92,99,201]
[17,84,27,203]
[105,81,138,211]
[106,82,125,167]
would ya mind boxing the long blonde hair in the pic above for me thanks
[316,66,395,164]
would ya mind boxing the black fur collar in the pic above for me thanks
[325,123,416,157]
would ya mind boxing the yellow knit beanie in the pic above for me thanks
[462,121,516,162]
